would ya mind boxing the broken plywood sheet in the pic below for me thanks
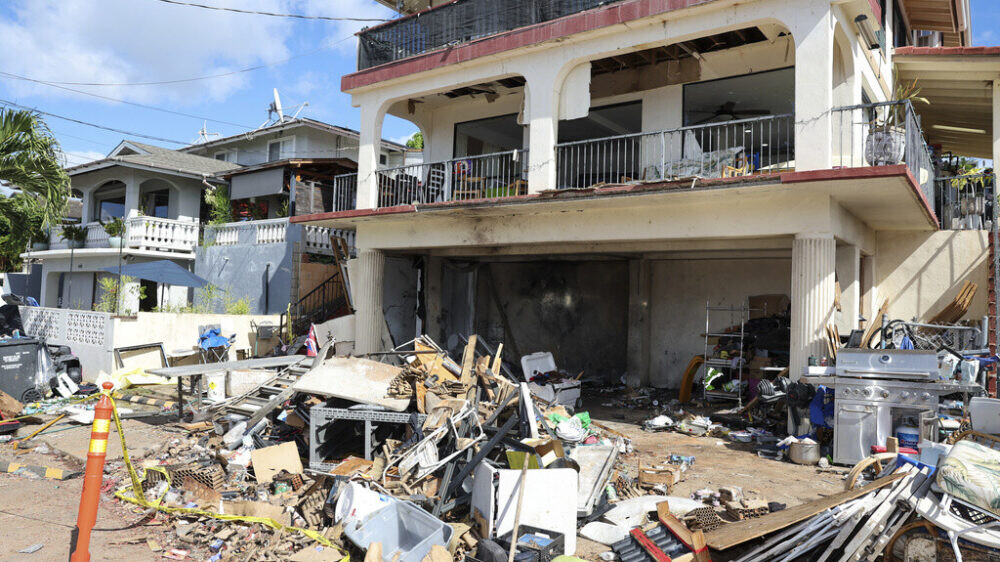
[251,441,303,484]
[291,356,410,412]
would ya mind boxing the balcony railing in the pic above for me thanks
[204,218,356,256]
[375,149,528,207]
[832,100,936,210]
[49,217,198,254]
[555,114,795,188]
[331,173,358,212]
[358,0,624,70]
[936,173,995,231]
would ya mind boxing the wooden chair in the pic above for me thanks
[453,176,485,200]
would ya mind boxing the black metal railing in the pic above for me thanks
[832,100,936,210]
[284,270,352,339]
[358,0,625,69]
[554,114,794,188]
[936,173,995,231]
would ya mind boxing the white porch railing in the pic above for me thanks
[127,217,199,253]
[303,225,355,256]
[255,218,288,244]
[49,217,198,253]
[206,218,288,246]
[50,223,107,249]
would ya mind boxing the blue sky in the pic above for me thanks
[0,0,997,167]
[0,0,414,166]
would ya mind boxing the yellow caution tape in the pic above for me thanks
[103,394,345,557]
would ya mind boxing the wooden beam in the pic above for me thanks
[703,473,905,551]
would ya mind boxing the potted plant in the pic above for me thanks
[60,224,88,249]
[100,217,127,248]
[864,80,929,166]
[30,227,49,251]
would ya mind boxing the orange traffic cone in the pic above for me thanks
[69,382,115,562]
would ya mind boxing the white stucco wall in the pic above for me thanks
[112,312,282,361]
[875,230,990,324]
[648,256,792,388]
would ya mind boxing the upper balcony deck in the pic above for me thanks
[358,0,629,71]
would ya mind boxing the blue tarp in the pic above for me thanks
[101,260,208,288]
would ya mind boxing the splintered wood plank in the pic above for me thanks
[459,335,478,386]
[703,473,904,551]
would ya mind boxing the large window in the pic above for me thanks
[453,114,524,157]
[92,181,126,221]
[267,137,294,161]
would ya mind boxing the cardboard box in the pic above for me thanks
[507,438,565,469]
[749,294,790,319]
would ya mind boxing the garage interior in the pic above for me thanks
[374,239,863,391]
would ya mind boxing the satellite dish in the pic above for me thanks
[272,88,285,123]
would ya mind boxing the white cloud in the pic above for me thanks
[298,0,395,54]
[62,150,105,167]
[0,0,388,105]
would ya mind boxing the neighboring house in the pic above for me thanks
[21,117,411,316]
[292,0,997,388]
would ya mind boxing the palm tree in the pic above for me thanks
[0,108,70,225]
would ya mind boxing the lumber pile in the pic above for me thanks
[722,467,931,562]
[928,281,977,325]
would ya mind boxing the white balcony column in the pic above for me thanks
[356,100,388,209]
[123,172,141,218]
[791,3,834,171]
[993,80,1000,167]
[354,248,386,354]
[836,243,861,333]
[790,233,836,381]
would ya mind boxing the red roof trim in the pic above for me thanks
[292,166,939,230]
[868,0,883,26]
[894,46,1000,56]
[343,0,715,91]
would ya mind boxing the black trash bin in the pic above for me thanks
[0,337,44,402]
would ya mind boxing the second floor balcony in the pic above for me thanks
[332,100,940,218]
[358,0,626,70]
[46,216,200,255]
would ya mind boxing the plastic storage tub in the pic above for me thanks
[343,500,453,562]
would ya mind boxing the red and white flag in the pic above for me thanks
[304,324,318,357]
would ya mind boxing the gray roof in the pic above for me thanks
[67,141,240,177]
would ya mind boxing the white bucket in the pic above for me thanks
[205,371,226,402]
[335,482,394,523]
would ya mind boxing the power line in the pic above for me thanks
[52,129,113,148]
[0,99,187,145]
[0,71,255,129]
[152,0,389,21]
[7,38,347,87]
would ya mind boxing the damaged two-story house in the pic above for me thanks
[292,0,998,391]
[22,116,411,316]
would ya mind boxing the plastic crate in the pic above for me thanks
[496,525,565,562]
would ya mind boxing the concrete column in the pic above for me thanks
[524,75,560,193]
[993,80,1000,167]
[79,186,92,224]
[790,233,836,380]
[792,3,834,171]
[356,101,387,210]
[424,255,444,342]
[123,172,140,218]
[836,244,861,333]
[626,258,651,387]
[354,249,386,354]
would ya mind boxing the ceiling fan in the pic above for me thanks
[689,101,771,125]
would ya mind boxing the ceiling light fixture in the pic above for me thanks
[854,15,880,50]
[932,124,986,135]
